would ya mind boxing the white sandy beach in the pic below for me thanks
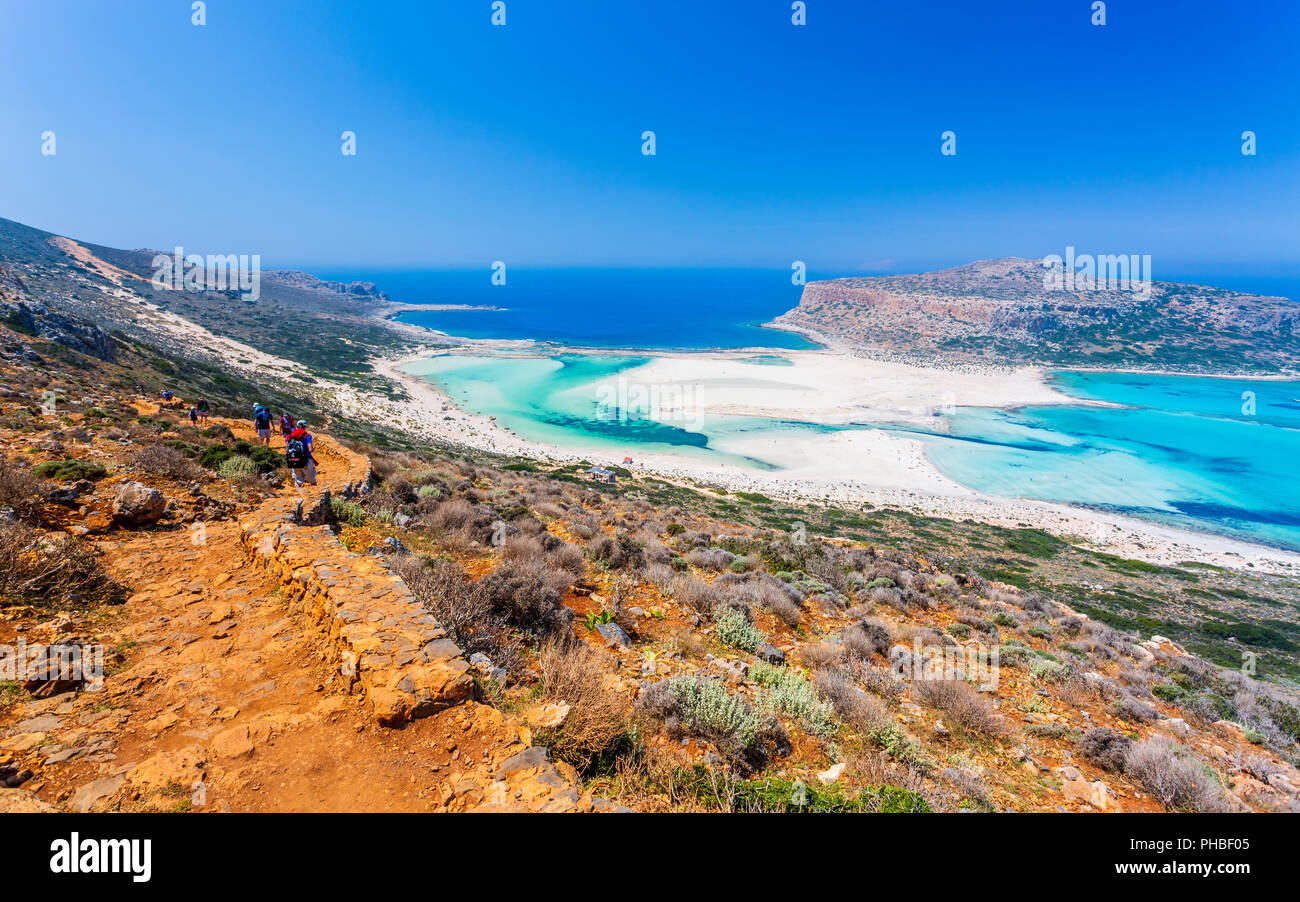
[371,345,1300,577]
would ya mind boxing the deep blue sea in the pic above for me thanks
[313,267,1299,551]
[314,267,815,350]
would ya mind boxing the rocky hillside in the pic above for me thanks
[1,308,1298,813]
[777,258,1300,372]
[0,215,425,396]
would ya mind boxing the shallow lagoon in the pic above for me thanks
[404,354,1300,551]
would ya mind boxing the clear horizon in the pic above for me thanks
[3,0,1298,272]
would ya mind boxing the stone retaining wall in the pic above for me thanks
[235,431,473,725]
[239,502,474,724]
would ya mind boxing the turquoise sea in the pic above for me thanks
[402,354,1300,552]
[905,372,1300,551]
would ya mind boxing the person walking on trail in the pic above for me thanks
[253,404,273,446]
[285,421,318,487]
[279,411,295,442]
[196,398,210,424]
[187,405,198,426]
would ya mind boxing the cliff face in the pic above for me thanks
[777,258,1300,372]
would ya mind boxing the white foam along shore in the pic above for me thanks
[370,341,1300,577]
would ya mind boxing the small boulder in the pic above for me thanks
[111,481,166,525]
[595,622,631,649]
[818,762,847,784]
[523,701,570,730]
[756,643,786,665]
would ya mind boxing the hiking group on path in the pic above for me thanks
[157,392,321,489]
[253,402,319,487]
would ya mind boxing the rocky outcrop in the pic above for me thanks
[0,266,117,361]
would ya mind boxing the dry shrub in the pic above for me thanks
[391,555,520,670]
[586,531,644,571]
[842,619,893,660]
[427,498,478,532]
[534,638,629,772]
[547,542,587,578]
[800,641,844,670]
[814,669,890,733]
[846,748,955,813]
[852,660,905,702]
[0,522,125,608]
[731,578,802,627]
[1076,727,1132,773]
[500,534,546,565]
[668,574,717,613]
[477,559,572,637]
[684,547,733,571]
[0,456,49,522]
[1125,737,1233,812]
[130,443,201,480]
[911,677,1010,740]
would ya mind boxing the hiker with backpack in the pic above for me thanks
[253,404,273,446]
[279,411,295,442]
[285,421,318,487]
[188,405,198,426]
[196,398,210,424]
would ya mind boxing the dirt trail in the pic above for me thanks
[0,402,593,812]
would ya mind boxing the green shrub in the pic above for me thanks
[1152,683,1188,702]
[201,440,280,474]
[1025,723,1069,739]
[713,605,764,653]
[217,455,257,480]
[161,438,201,458]
[664,676,767,749]
[868,723,926,766]
[199,444,234,469]
[329,497,367,527]
[749,662,838,737]
[1029,656,1070,683]
[997,640,1032,666]
[732,776,930,813]
[947,623,972,639]
[991,611,1017,627]
[32,459,107,481]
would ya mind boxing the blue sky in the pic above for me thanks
[2,0,1297,272]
